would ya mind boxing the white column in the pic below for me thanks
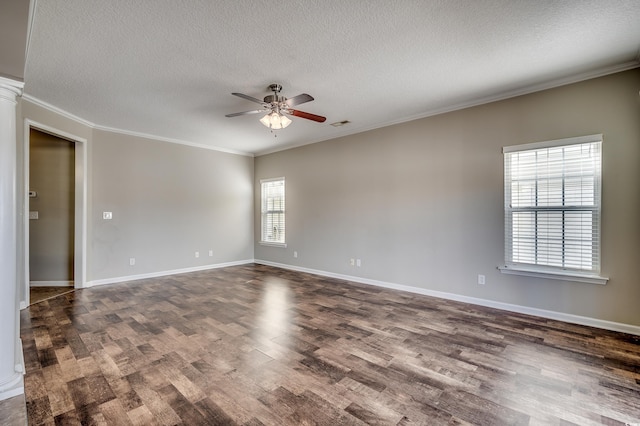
[0,77,24,400]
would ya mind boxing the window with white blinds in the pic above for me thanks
[261,178,285,245]
[503,135,602,276]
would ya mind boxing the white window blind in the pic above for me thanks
[503,135,602,275]
[261,178,285,244]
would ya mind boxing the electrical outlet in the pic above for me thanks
[103,212,113,220]
[129,258,135,266]
[209,250,213,257]
[350,258,355,266]
[356,259,361,267]
[195,251,199,258]
[478,274,486,285]
[294,251,298,258]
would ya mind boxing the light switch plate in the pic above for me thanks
[103,212,113,220]
[29,211,39,220]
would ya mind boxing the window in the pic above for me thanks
[260,178,285,246]
[501,135,607,284]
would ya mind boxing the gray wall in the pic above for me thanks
[0,0,30,80]
[254,69,640,327]
[29,129,75,283]
[17,99,94,303]
[18,100,255,291]
[91,130,254,280]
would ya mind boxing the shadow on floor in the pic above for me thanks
[30,286,74,305]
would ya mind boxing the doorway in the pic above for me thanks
[23,122,87,307]
[29,129,75,298]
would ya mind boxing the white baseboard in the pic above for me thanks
[16,339,24,375]
[84,259,254,288]
[30,281,74,287]
[0,339,26,401]
[255,259,640,336]
[0,365,24,402]
[0,382,24,402]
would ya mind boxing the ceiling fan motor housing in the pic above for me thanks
[263,94,285,104]
[264,84,285,104]
[226,83,326,123]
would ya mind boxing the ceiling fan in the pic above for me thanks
[225,84,326,129]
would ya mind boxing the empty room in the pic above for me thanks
[0,1,639,425]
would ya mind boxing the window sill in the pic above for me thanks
[259,241,287,248]
[498,265,608,285]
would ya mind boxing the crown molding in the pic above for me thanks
[21,94,254,157]
[92,124,253,157]
[0,76,25,98]
[22,94,94,127]
[256,60,640,157]
[22,60,639,159]
[365,60,640,133]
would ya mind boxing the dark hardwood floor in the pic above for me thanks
[19,264,640,425]
[30,287,75,305]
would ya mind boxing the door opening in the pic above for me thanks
[23,122,87,308]
[29,129,75,294]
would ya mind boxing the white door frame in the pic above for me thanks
[23,120,87,307]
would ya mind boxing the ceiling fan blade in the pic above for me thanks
[290,109,326,123]
[285,93,314,107]
[225,109,266,118]
[231,92,267,105]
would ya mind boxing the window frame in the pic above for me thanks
[499,134,608,285]
[259,177,287,248]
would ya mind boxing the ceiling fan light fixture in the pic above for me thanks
[228,84,324,129]
[260,111,292,129]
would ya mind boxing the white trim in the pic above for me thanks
[0,341,25,401]
[23,120,88,308]
[18,61,640,158]
[92,124,252,157]
[21,95,254,157]
[255,259,640,336]
[260,176,285,184]
[255,62,640,156]
[24,120,89,149]
[29,281,74,287]
[22,94,94,127]
[74,133,88,289]
[502,137,603,279]
[260,178,286,246]
[15,339,24,375]
[498,265,608,285]
[503,133,603,153]
[0,376,24,401]
[259,242,287,248]
[0,77,24,94]
[0,338,24,401]
[85,259,254,288]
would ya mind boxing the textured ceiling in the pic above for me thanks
[23,0,640,156]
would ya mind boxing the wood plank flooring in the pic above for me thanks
[30,287,75,305]
[19,264,640,425]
